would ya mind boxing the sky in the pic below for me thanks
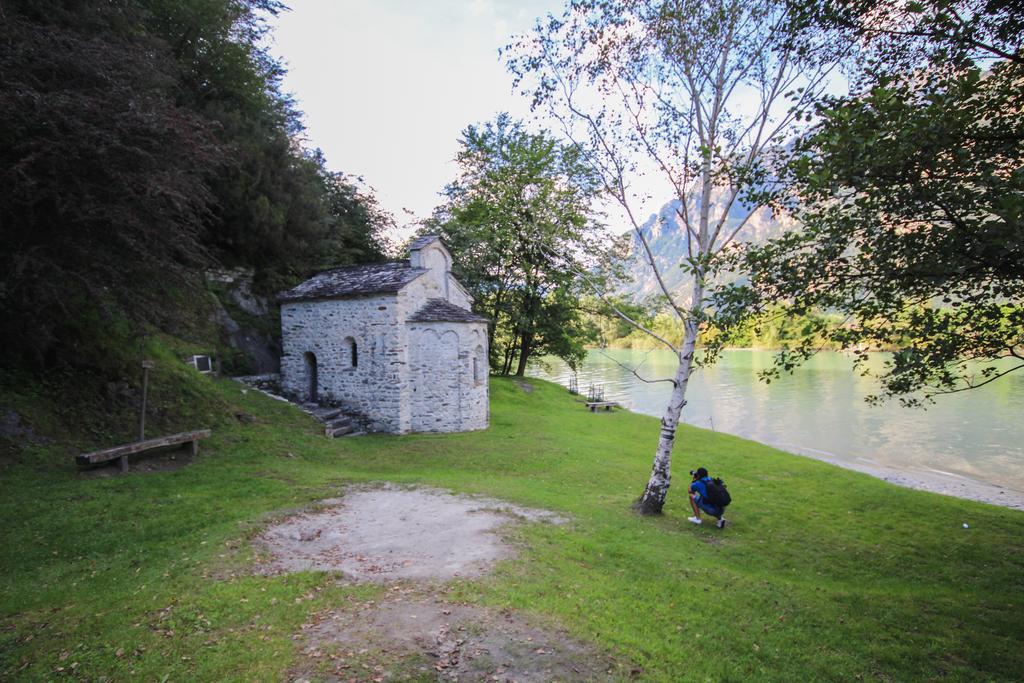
[268,0,568,237]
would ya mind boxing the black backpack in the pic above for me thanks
[704,477,731,508]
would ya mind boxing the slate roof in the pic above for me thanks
[278,261,426,302]
[408,235,440,250]
[408,298,489,323]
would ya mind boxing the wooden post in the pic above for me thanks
[139,360,154,440]
[129,360,155,473]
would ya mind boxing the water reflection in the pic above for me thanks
[528,349,1024,491]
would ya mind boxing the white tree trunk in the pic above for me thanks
[635,280,704,515]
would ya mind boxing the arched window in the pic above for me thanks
[344,337,358,368]
[473,345,484,385]
[303,351,318,402]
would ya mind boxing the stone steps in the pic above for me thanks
[325,416,351,429]
[325,424,354,438]
[235,378,366,437]
[317,408,344,421]
[301,404,365,438]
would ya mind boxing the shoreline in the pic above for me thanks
[682,411,1024,511]
[568,390,1024,511]
[539,355,1023,511]
[785,448,1024,511]
[593,344,887,353]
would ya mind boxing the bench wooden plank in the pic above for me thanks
[586,401,619,412]
[76,429,212,466]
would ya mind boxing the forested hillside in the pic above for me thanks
[0,0,386,378]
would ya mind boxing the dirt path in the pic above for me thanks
[293,587,617,682]
[258,485,619,682]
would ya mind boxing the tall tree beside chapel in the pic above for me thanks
[428,114,607,376]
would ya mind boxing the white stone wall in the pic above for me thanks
[447,275,473,309]
[410,243,450,299]
[279,248,488,434]
[280,295,407,433]
[407,326,461,432]
[406,320,488,433]
[463,325,489,429]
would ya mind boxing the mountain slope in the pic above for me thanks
[620,190,792,302]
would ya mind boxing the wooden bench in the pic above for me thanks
[586,401,619,412]
[76,429,212,472]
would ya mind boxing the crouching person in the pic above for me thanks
[687,466,729,528]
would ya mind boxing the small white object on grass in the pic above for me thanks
[963,523,970,529]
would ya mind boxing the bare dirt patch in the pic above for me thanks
[257,485,566,582]
[262,487,622,681]
[293,589,617,682]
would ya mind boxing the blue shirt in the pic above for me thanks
[689,476,712,501]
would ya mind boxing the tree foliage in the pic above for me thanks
[715,0,1024,404]
[0,1,219,369]
[0,0,386,371]
[427,114,606,375]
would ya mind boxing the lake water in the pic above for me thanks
[528,349,1024,493]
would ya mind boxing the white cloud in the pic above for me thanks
[468,0,494,18]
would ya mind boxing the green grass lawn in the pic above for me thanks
[1,375,1022,681]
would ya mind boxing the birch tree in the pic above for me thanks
[507,0,839,514]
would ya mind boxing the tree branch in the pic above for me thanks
[595,349,678,387]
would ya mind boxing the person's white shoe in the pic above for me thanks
[716,518,726,529]
[687,516,702,525]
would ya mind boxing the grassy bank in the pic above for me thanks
[1,374,1022,681]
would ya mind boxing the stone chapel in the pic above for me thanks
[277,236,489,434]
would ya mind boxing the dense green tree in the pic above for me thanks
[0,1,220,369]
[318,165,392,270]
[134,0,388,289]
[427,114,606,376]
[580,296,657,347]
[715,0,1023,404]
[0,0,385,371]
